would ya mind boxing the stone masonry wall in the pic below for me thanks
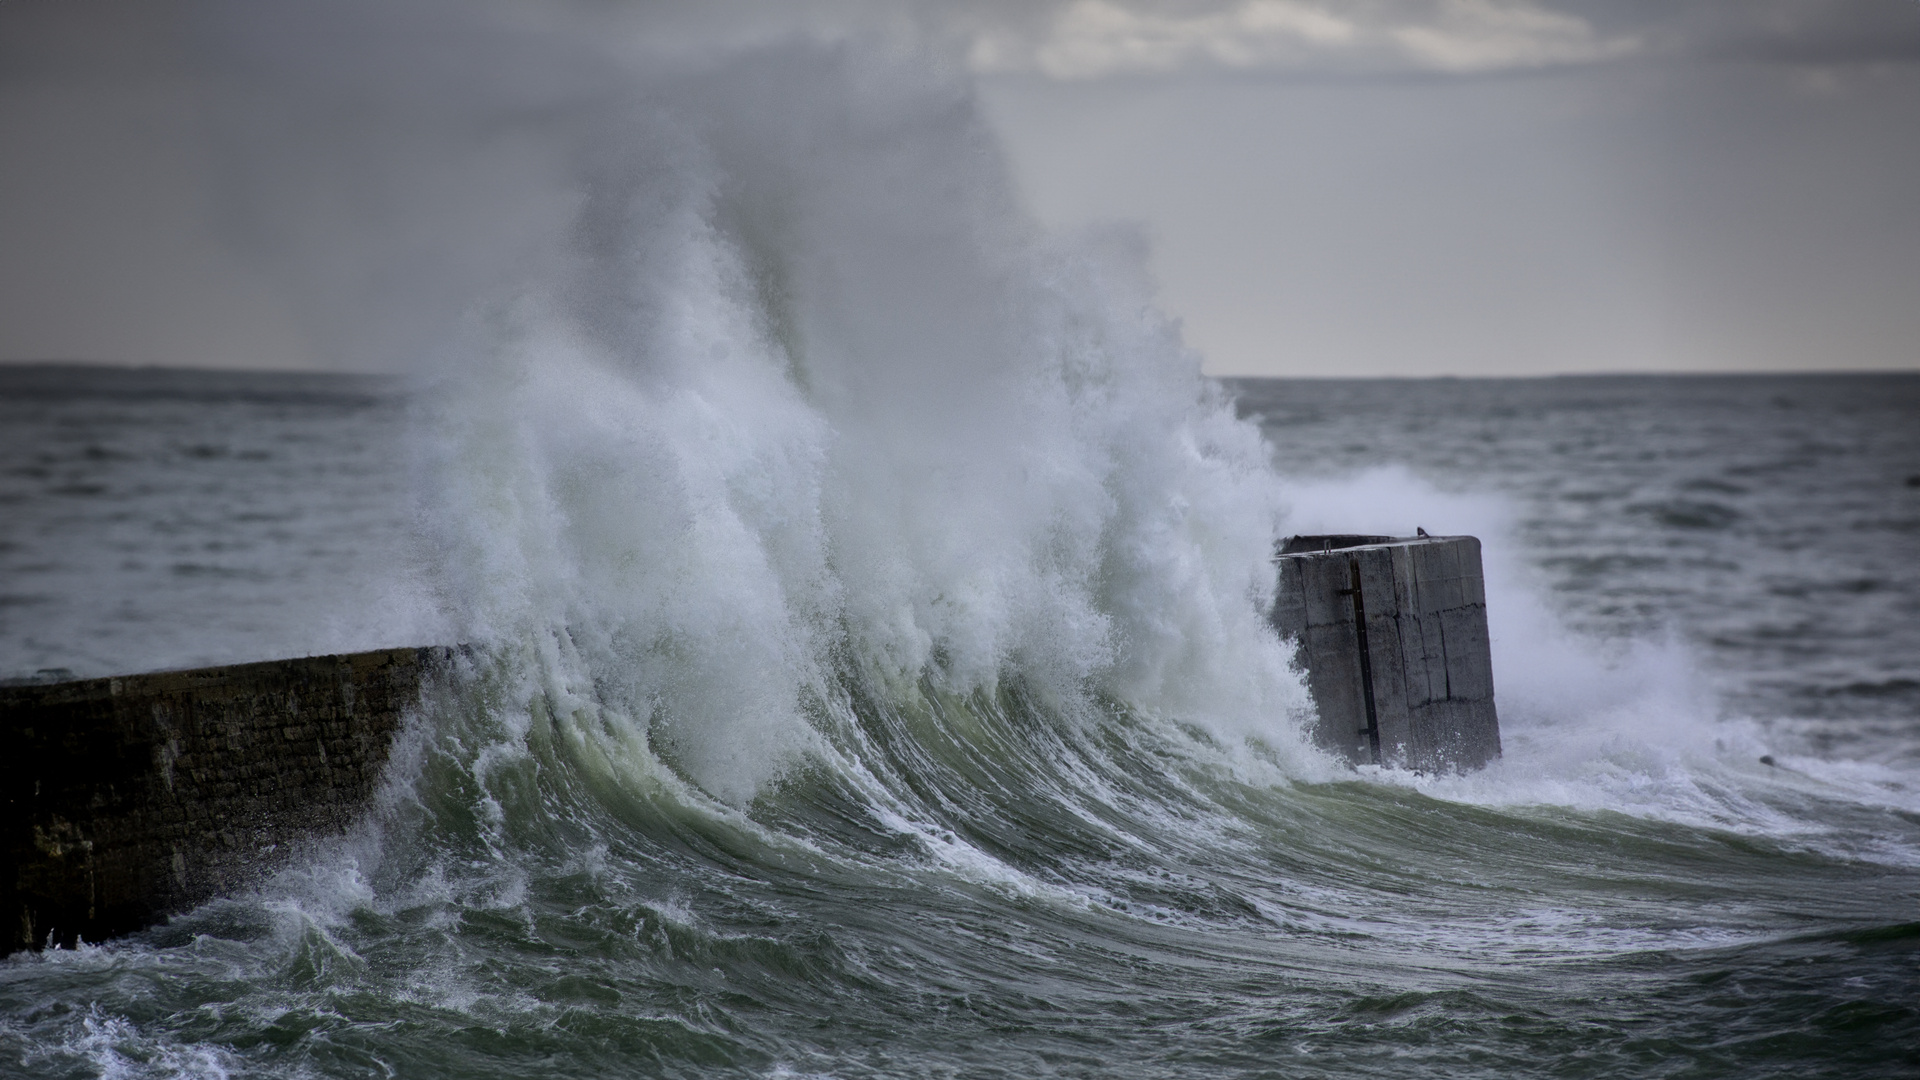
[0,647,446,953]
[1273,535,1502,773]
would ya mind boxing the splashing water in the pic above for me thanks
[381,40,1319,807]
[2,7,1917,1077]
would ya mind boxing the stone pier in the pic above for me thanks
[0,647,445,953]
[1272,534,1502,772]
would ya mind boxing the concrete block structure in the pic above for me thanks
[1272,535,1501,772]
[0,647,446,953]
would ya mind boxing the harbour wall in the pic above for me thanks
[0,647,447,953]
[2,535,1503,954]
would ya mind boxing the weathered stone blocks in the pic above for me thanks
[1272,535,1502,772]
[0,647,447,953]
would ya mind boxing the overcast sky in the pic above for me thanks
[3,0,1918,376]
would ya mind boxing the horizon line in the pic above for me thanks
[4,357,1916,382]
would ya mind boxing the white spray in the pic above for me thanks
[302,36,1320,802]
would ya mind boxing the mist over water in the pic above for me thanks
[3,7,1919,1077]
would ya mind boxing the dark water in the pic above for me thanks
[0,365,431,679]
[1,367,1917,1079]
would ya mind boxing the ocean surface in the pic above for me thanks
[1,363,1915,1079]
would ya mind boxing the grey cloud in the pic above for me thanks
[1558,0,1920,65]
[943,0,1920,79]
[959,0,1641,78]
[4,0,1916,377]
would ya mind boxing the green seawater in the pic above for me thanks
[3,656,1917,1079]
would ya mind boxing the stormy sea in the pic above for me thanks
[3,41,1919,1080]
